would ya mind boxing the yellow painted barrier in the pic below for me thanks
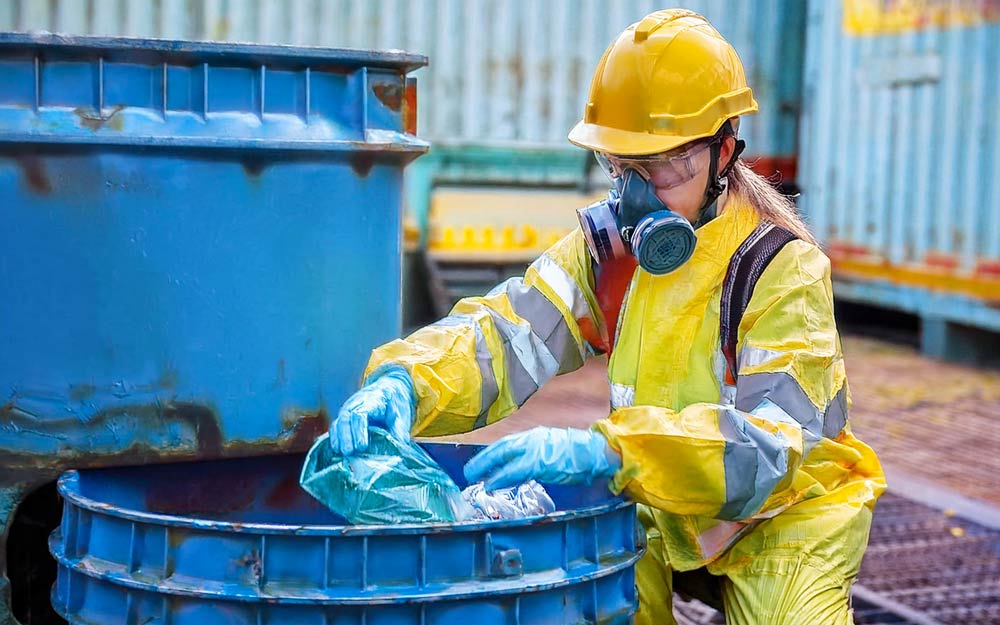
[427,188,603,262]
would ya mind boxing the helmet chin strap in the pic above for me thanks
[694,122,745,229]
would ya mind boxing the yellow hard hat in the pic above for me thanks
[568,9,758,156]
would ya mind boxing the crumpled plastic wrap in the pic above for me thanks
[300,428,473,524]
[461,480,556,521]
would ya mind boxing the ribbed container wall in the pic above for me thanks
[0,0,806,163]
[49,449,643,625]
[799,1,1000,294]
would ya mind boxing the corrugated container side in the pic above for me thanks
[799,0,1000,346]
[1,0,805,168]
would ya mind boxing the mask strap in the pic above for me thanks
[694,121,745,228]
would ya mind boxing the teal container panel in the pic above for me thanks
[800,1,1000,269]
[798,1,1000,328]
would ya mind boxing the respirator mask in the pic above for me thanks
[576,124,744,275]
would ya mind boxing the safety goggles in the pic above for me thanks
[596,139,713,190]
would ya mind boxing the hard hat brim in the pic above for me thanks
[568,121,716,157]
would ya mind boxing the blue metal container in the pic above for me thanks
[0,33,426,618]
[798,1,1000,358]
[51,444,643,625]
[0,33,426,472]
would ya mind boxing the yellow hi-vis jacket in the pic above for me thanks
[365,196,886,570]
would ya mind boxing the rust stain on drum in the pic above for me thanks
[372,82,403,111]
[75,105,125,132]
[16,155,51,194]
[350,153,376,178]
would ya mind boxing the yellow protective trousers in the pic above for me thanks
[636,477,877,625]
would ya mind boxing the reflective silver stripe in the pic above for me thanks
[736,371,825,442]
[531,254,594,331]
[610,382,635,409]
[431,314,499,427]
[714,349,736,407]
[717,407,792,521]
[737,344,785,370]
[754,398,821,457]
[482,303,560,407]
[497,278,585,375]
[824,385,848,439]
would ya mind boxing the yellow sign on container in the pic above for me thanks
[844,0,1000,36]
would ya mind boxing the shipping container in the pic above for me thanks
[6,1,996,346]
[798,0,1000,360]
[0,0,804,164]
[0,0,808,247]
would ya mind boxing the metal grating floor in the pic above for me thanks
[674,493,1000,625]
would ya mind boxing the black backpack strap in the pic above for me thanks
[720,221,798,386]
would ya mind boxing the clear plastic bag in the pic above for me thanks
[461,480,556,521]
[300,428,473,524]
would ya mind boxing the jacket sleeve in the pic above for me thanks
[594,241,849,521]
[365,229,607,437]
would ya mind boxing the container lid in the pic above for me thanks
[0,33,427,72]
[0,33,429,153]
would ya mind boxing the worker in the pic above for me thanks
[329,9,886,624]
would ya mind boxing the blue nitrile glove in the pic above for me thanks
[329,365,416,456]
[464,426,622,491]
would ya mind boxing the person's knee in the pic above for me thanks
[721,564,854,625]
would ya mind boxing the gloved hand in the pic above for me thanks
[464,426,622,491]
[329,365,415,456]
